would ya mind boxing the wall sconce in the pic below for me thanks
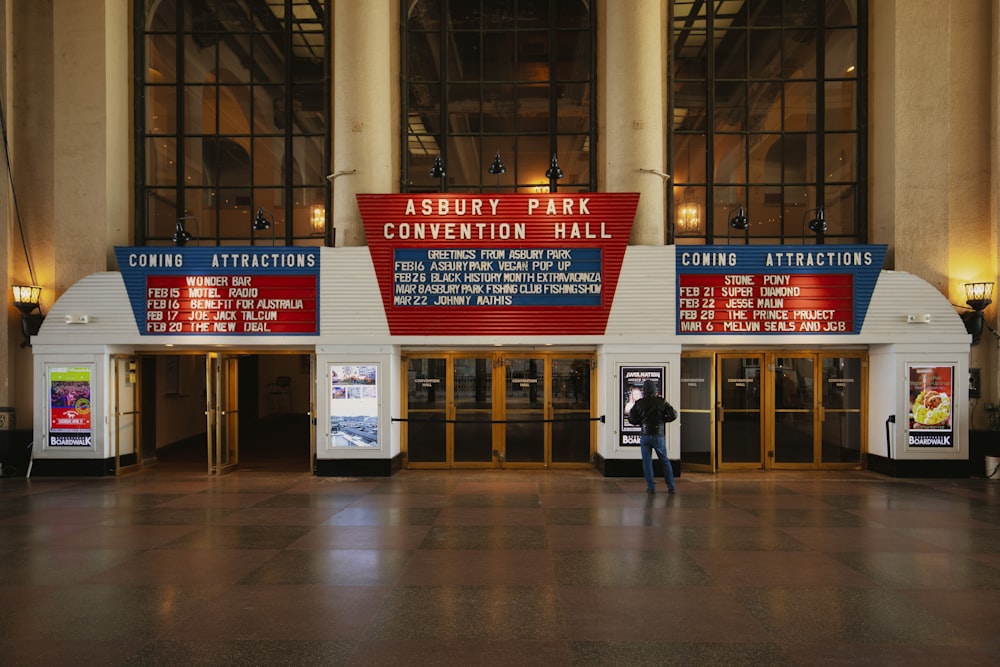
[310,205,325,236]
[675,186,703,236]
[803,205,827,244]
[728,204,749,244]
[962,281,994,344]
[545,154,563,193]
[251,207,276,245]
[11,284,44,347]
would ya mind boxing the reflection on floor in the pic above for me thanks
[1,468,999,665]
[154,414,311,473]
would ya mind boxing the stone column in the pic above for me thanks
[601,0,667,245]
[333,1,396,247]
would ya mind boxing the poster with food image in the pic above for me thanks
[907,364,954,448]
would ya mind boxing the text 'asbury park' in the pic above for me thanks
[380,197,612,240]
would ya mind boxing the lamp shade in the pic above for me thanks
[12,284,42,313]
[964,282,994,311]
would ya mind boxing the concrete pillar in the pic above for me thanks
[870,0,997,426]
[333,1,397,247]
[5,0,129,428]
[601,0,667,245]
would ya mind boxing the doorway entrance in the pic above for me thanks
[138,352,314,474]
[402,352,594,469]
[679,351,867,471]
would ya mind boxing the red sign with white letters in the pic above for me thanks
[677,273,854,333]
[358,193,639,335]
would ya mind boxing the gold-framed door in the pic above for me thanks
[206,353,239,475]
[716,353,765,470]
[768,353,818,468]
[679,352,715,472]
[402,351,595,469]
[111,354,141,474]
[695,350,867,471]
[767,351,867,470]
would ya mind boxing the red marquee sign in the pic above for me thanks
[358,193,639,335]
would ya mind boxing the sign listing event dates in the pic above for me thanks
[115,247,321,336]
[678,273,853,333]
[358,193,640,336]
[145,274,316,334]
[675,246,887,335]
[392,247,602,307]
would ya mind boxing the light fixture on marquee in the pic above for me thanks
[727,204,749,245]
[251,206,276,245]
[545,154,563,193]
[802,204,827,244]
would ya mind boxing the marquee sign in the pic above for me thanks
[115,247,320,335]
[676,245,887,334]
[358,193,639,335]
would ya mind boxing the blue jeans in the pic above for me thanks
[640,433,675,491]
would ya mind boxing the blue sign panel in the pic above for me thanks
[115,247,321,335]
[675,245,888,335]
[391,247,603,307]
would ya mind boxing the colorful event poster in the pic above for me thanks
[49,366,93,447]
[329,365,379,448]
[620,366,664,448]
[907,364,954,447]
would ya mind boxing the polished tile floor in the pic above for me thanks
[1,467,999,666]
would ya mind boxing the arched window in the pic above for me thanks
[671,0,867,244]
[137,0,330,246]
[403,0,596,193]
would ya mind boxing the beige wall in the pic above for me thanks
[5,0,130,427]
[870,0,998,426]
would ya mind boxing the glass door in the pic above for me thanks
[503,357,545,465]
[819,354,865,466]
[405,356,448,465]
[717,354,763,469]
[403,352,595,469]
[206,353,239,475]
[551,358,592,465]
[453,356,495,466]
[770,355,817,467]
[111,355,140,473]
[680,354,714,471]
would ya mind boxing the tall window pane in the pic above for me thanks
[671,0,866,245]
[137,0,330,246]
[403,0,595,193]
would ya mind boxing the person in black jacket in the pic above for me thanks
[627,379,677,494]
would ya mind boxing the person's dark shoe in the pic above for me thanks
[646,488,656,494]
[668,488,676,494]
